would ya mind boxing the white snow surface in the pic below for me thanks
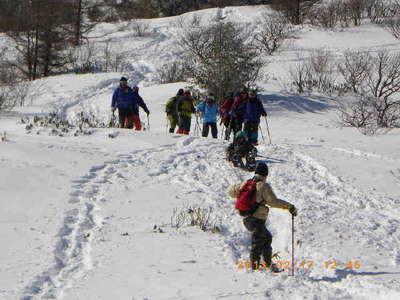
[1,5,400,300]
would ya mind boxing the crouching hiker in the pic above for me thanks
[229,162,298,272]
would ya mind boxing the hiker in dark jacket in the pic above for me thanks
[111,77,134,128]
[131,86,150,131]
[229,162,297,272]
[243,90,266,145]
[231,89,249,136]
[166,89,184,133]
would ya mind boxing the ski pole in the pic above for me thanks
[291,214,295,276]
[259,125,265,144]
[264,115,272,145]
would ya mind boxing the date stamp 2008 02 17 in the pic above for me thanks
[236,260,362,270]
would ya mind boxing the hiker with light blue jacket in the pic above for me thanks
[197,93,219,138]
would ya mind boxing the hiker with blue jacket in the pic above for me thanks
[243,90,266,145]
[197,93,219,138]
[111,77,134,128]
[229,162,298,272]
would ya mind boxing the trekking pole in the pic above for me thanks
[259,125,265,144]
[291,214,295,276]
[264,115,272,145]
[225,116,233,141]
[147,114,150,131]
[166,116,169,134]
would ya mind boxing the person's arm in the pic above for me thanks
[259,100,267,116]
[111,88,119,108]
[261,183,292,210]
[228,183,242,199]
[138,96,149,114]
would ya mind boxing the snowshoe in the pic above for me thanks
[245,148,257,171]
[269,263,284,273]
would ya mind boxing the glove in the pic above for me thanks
[262,112,267,117]
[289,205,297,217]
[146,110,150,115]
[111,107,116,112]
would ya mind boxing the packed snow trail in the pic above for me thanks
[18,133,400,300]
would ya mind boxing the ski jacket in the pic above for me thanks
[166,96,179,116]
[111,86,134,109]
[231,96,249,117]
[244,97,266,123]
[228,175,292,220]
[197,101,219,123]
[220,97,234,123]
[177,95,195,118]
[132,92,149,115]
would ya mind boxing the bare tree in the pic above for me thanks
[338,50,372,93]
[129,19,151,37]
[253,11,293,55]
[155,60,187,84]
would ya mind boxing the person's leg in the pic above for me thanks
[211,122,218,138]
[249,122,259,144]
[202,122,209,137]
[243,216,263,270]
[243,122,251,141]
[183,116,191,134]
[253,220,273,267]
[132,114,141,130]
[118,108,126,128]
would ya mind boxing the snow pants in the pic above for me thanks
[202,122,218,138]
[167,114,178,133]
[132,114,142,130]
[177,115,191,135]
[243,216,273,269]
[118,108,133,129]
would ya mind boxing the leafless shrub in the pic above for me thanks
[366,0,397,24]
[253,11,294,55]
[310,1,341,29]
[336,94,377,128]
[345,0,367,26]
[170,205,220,233]
[68,41,99,73]
[155,60,187,84]
[129,19,151,37]
[287,51,336,94]
[338,50,372,93]
[384,17,400,39]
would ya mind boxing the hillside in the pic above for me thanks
[0,5,400,300]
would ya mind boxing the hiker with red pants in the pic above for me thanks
[220,93,235,140]
[131,86,150,131]
[243,90,266,145]
[231,89,249,137]
[176,89,195,135]
[111,77,134,128]
[229,162,298,272]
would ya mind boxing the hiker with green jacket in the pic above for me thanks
[176,89,195,135]
[229,162,298,272]
[166,89,183,133]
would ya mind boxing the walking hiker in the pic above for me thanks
[131,86,150,131]
[231,89,249,136]
[111,77,134,128]
[226,131,257,171]
[243,90,267,145]
[220,93,235,140]
[197,93,219,138]
[166,89,183,133]
[176,89,195,135]
[229,162,298,272]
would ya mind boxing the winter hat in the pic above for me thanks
[120,77,128,82]
[235,131,247,140]
[255,162,268,177]
[177,89,184,96]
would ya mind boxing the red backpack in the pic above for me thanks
[235,179,259,216]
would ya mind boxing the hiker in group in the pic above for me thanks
[229,162,298,272]
[231,89,249,136]
[131,86,150,131]
[243,90,267,145]
[176,89,195,135]
[111,77,134,128]
[226,131,257,171]
[220,93,235,140]
[197,93,219,138]
[166,89,184,133]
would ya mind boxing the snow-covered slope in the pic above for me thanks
[1,5,400,300]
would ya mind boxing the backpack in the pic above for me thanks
[166,97,178,114]
[235,179,259,216]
